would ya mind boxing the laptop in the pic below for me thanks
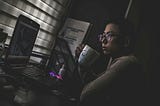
[46,37,76,79]
[20,37,77,88]
[4,14,40,72]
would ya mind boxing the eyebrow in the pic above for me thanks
[103,31,114,35]
[105,31,121,36]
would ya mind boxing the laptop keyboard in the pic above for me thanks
[21,66,57,88]
[22,66,43,78]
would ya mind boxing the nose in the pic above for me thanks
[101,38,108,44]
[101,40,107,48]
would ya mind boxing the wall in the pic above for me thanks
[126,0,159,104]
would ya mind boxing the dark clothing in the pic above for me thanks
[79,55,145,106]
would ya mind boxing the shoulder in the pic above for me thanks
[115,55,138,63]
[108,55,141,73]
[113,55,139,65]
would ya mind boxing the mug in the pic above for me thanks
[78,45,100,67]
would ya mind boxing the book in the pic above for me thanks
[59,18,92,57]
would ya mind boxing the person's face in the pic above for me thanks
[100,23,122,57]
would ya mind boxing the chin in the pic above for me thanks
[103,50,110,55]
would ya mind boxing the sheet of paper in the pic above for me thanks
[59,18,90,57]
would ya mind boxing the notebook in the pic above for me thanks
[4,14,40,71]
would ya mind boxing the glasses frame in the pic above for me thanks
[98,31,121,44]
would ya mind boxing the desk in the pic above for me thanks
[0,66,77,106]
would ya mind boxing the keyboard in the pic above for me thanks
[21,66,43,79]
[21,66,58,88]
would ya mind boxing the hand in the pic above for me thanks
[75,44,85,58]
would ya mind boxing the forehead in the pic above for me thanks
[104,23,120,33]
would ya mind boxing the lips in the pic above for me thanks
[102,47,107,51]
[102,48,110,54]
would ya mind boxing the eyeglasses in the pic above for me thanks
[98,31,120,44]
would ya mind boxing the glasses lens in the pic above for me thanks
[98,33,110,43]
[98,32,119,43]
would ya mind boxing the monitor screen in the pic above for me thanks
[5,14,40,66]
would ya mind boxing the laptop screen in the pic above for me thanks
[47,37,76,77]
[5,14,40,67]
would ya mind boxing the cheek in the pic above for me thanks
[103,41,119,52]
[102,39,114,48]
[102,42,112,55]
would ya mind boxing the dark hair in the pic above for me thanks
[107,18,135,36]
[106,18,136,52]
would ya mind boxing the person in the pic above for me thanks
[75,18,145,106]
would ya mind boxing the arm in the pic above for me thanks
[80,58,134,102]
[75,44,97,85]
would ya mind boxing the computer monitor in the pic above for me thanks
[5,14,40,67]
